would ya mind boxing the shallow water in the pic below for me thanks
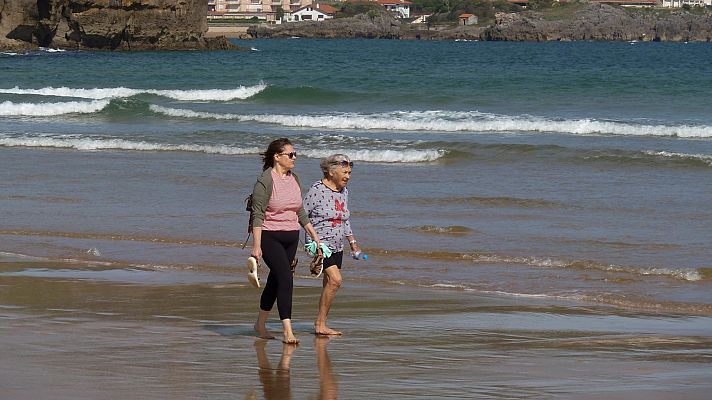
[2,40,712,397]
[1,142,710,314]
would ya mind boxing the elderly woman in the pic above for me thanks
[250,138,322,344]
[303,154,361,336]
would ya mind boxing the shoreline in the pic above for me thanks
[2,254,712,398]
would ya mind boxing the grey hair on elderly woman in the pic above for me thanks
[319,154,354,177]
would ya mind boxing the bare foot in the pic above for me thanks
[254,322,275,339]
[282,334,300,345]
[314,324,343,336]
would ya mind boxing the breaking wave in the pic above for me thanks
[0,99,111,116]
[149,107,712,138]
[0,83,267,101]
[0,135,444,162]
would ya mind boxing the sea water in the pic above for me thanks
[1,40,711,315]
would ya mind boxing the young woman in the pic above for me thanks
[250,138,321,344]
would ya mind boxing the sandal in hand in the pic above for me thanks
[309,248,324,278]
[290,257,298,276]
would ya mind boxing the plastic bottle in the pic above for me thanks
[351,251,368,260]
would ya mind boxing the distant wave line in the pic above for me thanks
[0,137,259,154]
[375,248,704,282]
[149,106,712,138]
[0,136,445,162]
[0,83,267,101]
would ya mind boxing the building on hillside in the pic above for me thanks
[589,0,657,6]
[208,0,313,22]
[458,13,478,26]
[659,0,712,6]
[283,3,338,22]
[371,0,412,19]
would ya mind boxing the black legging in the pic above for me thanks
[260,230,299,320]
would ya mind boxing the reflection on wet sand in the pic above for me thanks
[315,337,338,400]
[252,337,339,400]
[254,340,294,400]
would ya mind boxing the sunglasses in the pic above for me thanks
[280,152,297,159]
[332,160,354,168]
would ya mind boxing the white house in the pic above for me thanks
[373,0,412,19]
[660,0,711,6]
[283,3,337,22]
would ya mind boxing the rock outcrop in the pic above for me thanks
[481,4,712,42]
[248,3,712,43]
[0,0,235,51]
[248,11,401,39]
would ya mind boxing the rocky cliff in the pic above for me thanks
[248,3,712,42]
[482,4,712,42]
[0,0,234,51]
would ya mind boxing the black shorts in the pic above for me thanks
[323,251,343,270]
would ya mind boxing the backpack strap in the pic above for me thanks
[241,194,253,249]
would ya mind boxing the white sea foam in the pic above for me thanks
[0,99,111,116]
[0,83,267,101]
[644,150,712,166]
[639,267,702,281]
[38,47,67,53]
[149,107,712,138]
[302,148,445,163]
[151,106,229,118]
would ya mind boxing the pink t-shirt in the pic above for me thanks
[262,169,302,231]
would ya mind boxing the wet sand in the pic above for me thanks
[1,255,711,399]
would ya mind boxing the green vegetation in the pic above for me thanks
[537,1,588,21]
[415,0,521,25]
[336,1,385,18]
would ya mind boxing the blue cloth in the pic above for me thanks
[304,241,332,258]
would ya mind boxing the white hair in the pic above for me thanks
[320,154,351,177]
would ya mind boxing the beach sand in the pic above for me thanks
[205,25,251,39]
[1,254,711,399]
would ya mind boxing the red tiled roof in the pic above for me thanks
[459,13,475,18]
[315,4,337,14]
